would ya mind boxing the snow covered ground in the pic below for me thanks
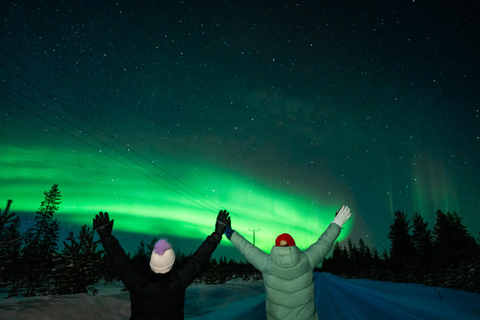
[1,273,479,319]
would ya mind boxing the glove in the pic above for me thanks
[333,205,351,227]
[93,211,114,239]
[224,216,233,240]
[215,210,230,235]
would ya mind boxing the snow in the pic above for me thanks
[1,273,479,320]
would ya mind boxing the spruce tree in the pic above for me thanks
[0,200,22,287]
[319,242,343,275]
[357,239,373,278]
[370,247,385,280]
[147,237,158,253]
[387,211,413,277]
[132,240,149,269]
[54,225,103,295]
[347,238,359,277]
[101,252,118,284]
[9,184,62,297]
[0,199,16,230]
[411,213,433,278]
[433,210,477,268]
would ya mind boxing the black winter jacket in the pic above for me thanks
[101,232,222,320]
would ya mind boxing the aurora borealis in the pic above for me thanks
[1,1,479,258]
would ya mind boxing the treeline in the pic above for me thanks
[130,240,262,285]
[320,211,480,292]
[1,184,479,298]
[0,184,106,297]
[0,184,261,298]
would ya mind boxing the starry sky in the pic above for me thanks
[1,0,479,259]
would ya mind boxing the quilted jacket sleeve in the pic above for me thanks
[230,231,268,272]
[303,223,341,268]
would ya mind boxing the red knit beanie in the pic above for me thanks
[275,233,296,247]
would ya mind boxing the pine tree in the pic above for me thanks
[319,242,343,275]
[132,240,149,269]
[433,210,477,269]
[347,238,359,277]
[387,211,413,277]
[0,200,22,287]
[411,213,433,279]
[147,237,158,253]
[432,210,480,291]
[53,225,103,295]
[0,200,16,230]
[0,216,22,285]
[175,248,186,264]
[136,240,146,256]
[9,184,62,297]
[101,252,118,284]
[357,239,373,278]
[370,247,385,280]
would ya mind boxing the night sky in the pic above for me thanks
[1,1,479,259]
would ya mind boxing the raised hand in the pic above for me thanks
[93,211,114,239]
[333,205,351,227]
[215,210,230,235]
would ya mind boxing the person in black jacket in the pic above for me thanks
[93,210,230,320]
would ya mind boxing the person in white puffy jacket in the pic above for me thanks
[224,205,352,320]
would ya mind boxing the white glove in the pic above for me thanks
[333,205,351,227]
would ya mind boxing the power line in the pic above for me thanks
[0,93,218,211]
[1,65,281,237]
[0,66,223,212]
[0,64,224,210]
[0,85,218,212]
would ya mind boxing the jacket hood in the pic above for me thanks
[270,245,301,268]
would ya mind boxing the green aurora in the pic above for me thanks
[1,144,352,252]
[1,0,478,258]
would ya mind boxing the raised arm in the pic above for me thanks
[304,205,352,267]
[93,212,138,287]
[225,216,268,272]
[176,210,229,288]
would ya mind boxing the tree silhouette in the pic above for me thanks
[357,238,373,278]
[147,237,158,253]
[0,200,16,230]
[0,200,22,287]
[53,225,103,295]
[320,242,346,277]
[433,210,478,268]
[2,187,479,295]
[387,211,413,276]
[347,238,359,277]
[9,184,62,297]
[131,239,149,268]
[411,213,433,279]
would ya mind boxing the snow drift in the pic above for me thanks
[1,273,479,319]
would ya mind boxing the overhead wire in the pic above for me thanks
[0,65,266,239]
[0,64,224,210]
[0,66,221,212]
[0,92,218,212]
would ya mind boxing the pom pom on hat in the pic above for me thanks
[150,239,175,274]
[154,239,171,255]
[275,233,296,247]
